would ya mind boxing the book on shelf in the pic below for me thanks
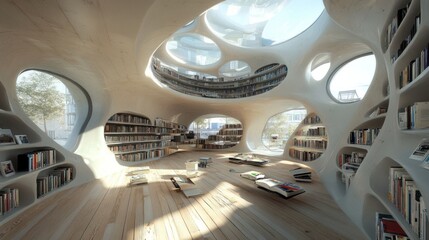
[0,187,19,215]
[399,102,429,130]
[17,149,57,172]
[388,166,428,239]
[375,212,408,240]
[240,170,265,180]
[255,178,305,199]
[410,138,429,161]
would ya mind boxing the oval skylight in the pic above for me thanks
[166,33,221,66]
[219,60,251,80]
[205,0,325,47]
[328,54,376,103]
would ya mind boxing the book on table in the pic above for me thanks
[255,178,305,198]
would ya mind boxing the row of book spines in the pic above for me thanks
[376,212,408,240]
[117,149,165,162]
[398,102,429,130]
[293,139,327,149]
[337,152,366,167]
[0,188,19,216]
[17,149,56,172]
[288,149,322,161]
[391,13,421,64]
[295,127,326,136]
[217,130,243,135]
[160,75,283,97]
[221,124,242,129]
[202,143,236,149]
[208,135,241,141]
[303,116,321,124]
[388,167,427,238]
[155,60,287,86]
[399,43,429,88]
[104,135,165,142]
[37,167,73,198]
[110,144,168,153]
[348,128,380,145]
[104,125,171,134]
[108,114,151,125]
[385,2,411,48]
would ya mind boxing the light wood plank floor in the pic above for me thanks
[0,150,367,240]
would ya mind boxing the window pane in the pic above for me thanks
[262,109,307,152]
[328,54,376,103]
[16,70,87,148]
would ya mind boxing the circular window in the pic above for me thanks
[328,54,376,103]
[205,0,325,47]
[166,33,221,66]
[16,70,91,149]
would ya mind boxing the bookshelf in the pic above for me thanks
[104,112,187,163]
[336,0,429,238]
[0,88,70,222]
[196,124,243,149]
[287,113,327,161]
[152,57,288,99]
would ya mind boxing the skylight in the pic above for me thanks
[205,0,325,47]
[166,33,221,66]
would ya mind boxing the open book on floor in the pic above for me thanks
[229,153,269,166]
[170,176,202,197]
[255,178,305,198]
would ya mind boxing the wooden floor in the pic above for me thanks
[0,150,367,240]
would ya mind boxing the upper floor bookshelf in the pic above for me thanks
[151,57,287,99]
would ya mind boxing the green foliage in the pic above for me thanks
[16,71,65,132]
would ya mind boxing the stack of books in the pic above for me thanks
[289,167,312,182]
[128,166,150,185]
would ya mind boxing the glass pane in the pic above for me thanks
[16,70,81,147]
[329,54,376,103]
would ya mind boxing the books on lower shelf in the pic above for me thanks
[228,153,269,166]
[0,187,19,216]
[255,178,305,199]
[388,166,427,239]
[376,212,408,240]
[37,167,73,198]
[399,102,429,130]
[240,170,265,180]
[289,167,312,182]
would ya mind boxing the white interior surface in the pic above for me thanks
[0,0,428,238]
